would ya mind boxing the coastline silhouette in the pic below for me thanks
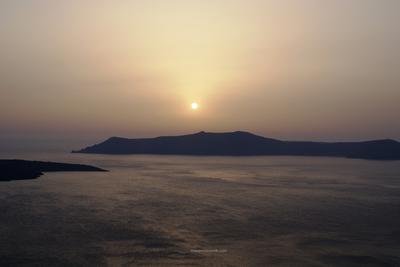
[0,160,107,181]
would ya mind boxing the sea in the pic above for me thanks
[1,146,400,266]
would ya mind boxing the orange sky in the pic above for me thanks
[1,0,399,141]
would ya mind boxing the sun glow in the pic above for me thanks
[191,102,199,110]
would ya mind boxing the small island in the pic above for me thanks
[0,159,107,182]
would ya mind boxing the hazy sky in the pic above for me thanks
[1,0,399,142]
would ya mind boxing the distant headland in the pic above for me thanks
[73,131,400,160]
[0,160,107,182]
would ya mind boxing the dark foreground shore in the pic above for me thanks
[0,159,107,181]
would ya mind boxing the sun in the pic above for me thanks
[191,102,199,110]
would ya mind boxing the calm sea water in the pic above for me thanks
[1,151,400,266]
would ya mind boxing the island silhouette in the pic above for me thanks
[73,131,400,160]
[0,160,107,181]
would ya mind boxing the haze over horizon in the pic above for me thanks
[1,0,400,143]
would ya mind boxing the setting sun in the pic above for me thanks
[191,102,199,110]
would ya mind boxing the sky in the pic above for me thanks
[1,0,399,144]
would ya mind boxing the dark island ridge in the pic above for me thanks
[73,131,400,160]
[0,160,108,182]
